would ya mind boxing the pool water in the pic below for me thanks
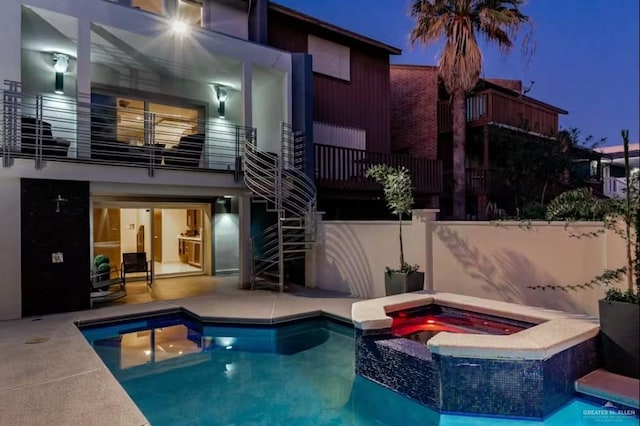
[82,315,638,426]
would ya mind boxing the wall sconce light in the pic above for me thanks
[52,53,69,94]
[216,86,228,118]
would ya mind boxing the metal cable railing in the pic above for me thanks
[244,123,318,291]
[1,81,254,178]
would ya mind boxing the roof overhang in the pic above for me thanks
[269,2,402,55]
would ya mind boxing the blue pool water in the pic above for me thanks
[82,315,638,426]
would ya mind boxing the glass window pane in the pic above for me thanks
[132,0,164,15]
[178,0,203,27]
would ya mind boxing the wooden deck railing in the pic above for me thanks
[443,168,494,195]
[438,89,560,135]
[314,144,442,194]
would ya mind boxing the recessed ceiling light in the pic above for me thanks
[171,20,188,35]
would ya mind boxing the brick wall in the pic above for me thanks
[390,65,438,160]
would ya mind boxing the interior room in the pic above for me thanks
[92,196,240,284]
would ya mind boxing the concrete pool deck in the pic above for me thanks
[0,286,360,426]
[1,288,637,425]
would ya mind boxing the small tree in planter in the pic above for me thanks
[530,129,639,378]
[366,164,424,295]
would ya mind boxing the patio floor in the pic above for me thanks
[0,277,361,426]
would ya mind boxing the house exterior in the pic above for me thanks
[0,0,315,320]
[597,143,640,198]
[390,64,569,219]
[266,5,442,219]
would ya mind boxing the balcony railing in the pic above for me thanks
[443,168,494,195]
[314,143,442,194]
[438,89,560,135]
[1,81,253,179]
[603,177,637,198]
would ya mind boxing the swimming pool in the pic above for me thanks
[81,314,638,426]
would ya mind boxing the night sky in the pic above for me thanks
[276,0,639,147]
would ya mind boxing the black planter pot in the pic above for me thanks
[598,299,640,379]
[384,271,425,296]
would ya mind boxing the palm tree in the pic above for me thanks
[409,0,530,219]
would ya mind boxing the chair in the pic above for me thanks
[121,252,152,286]
[163,133,205,167]
[21,116,70,157]
[89,265,126,308]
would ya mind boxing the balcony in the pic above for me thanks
[314,144,442,194]
[443,168,493,196]
[1,84,252,179]
[438,88,565,135]
[603,177,637,199]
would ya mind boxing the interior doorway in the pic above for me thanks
[92,202,209,281]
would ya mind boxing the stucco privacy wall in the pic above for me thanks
[313,210,434,299]
[313,210,628,317]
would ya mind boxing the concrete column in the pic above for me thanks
[238,194,252,288]
[0,177,22,320]
[76,19,91,160]
[241,61,252,129]
[412,209,439,293]
[304,212,324,288]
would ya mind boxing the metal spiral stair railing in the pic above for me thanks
[244,123,317,291]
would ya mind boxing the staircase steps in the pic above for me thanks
[244,123,317,292]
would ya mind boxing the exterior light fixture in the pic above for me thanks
[216,86,228,118]
[171,20,189,34]
[52,53,69,94]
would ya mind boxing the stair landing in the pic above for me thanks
[576,369,640,409]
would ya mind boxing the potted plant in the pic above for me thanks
[533,130,639,378]
[366,164,424,295]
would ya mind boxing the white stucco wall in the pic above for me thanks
[313,213,629,317]
[252,65,286,154]
[162,208,186,263]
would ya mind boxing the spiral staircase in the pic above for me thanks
[244,123,317,291]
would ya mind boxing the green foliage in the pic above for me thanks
[604,287,640,304]
[366,164,419,273]
[544,188,621,222]
[490,126,605,216]
[528,129,639,303]
[365,165,414,216]
[386,264,421,275]
[520,201,546,220]
[97,262,111,275]
[94,254,110,268]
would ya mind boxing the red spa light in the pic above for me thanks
[391,310,528,338]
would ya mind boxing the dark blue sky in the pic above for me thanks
[276,0,639,146]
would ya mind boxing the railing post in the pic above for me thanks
[34,94,43,170]
[233,125,239,181]
[2,82,20,168]
[147,112,155,177]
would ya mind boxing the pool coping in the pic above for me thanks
[0,289,360,426]
[351,292,599,360]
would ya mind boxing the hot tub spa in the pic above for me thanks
[352,293,600,419]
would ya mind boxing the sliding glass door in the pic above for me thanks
[92,203,208,281]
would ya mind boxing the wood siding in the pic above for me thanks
[267,10,392,153]
[438,89,561,135]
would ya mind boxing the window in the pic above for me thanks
[308,35,350,81]
[129,0,202,27]
[131,0,164,15]
[178,0,203,27]
[116,98,200,148]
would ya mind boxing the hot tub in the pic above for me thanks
[352,292,600,419]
